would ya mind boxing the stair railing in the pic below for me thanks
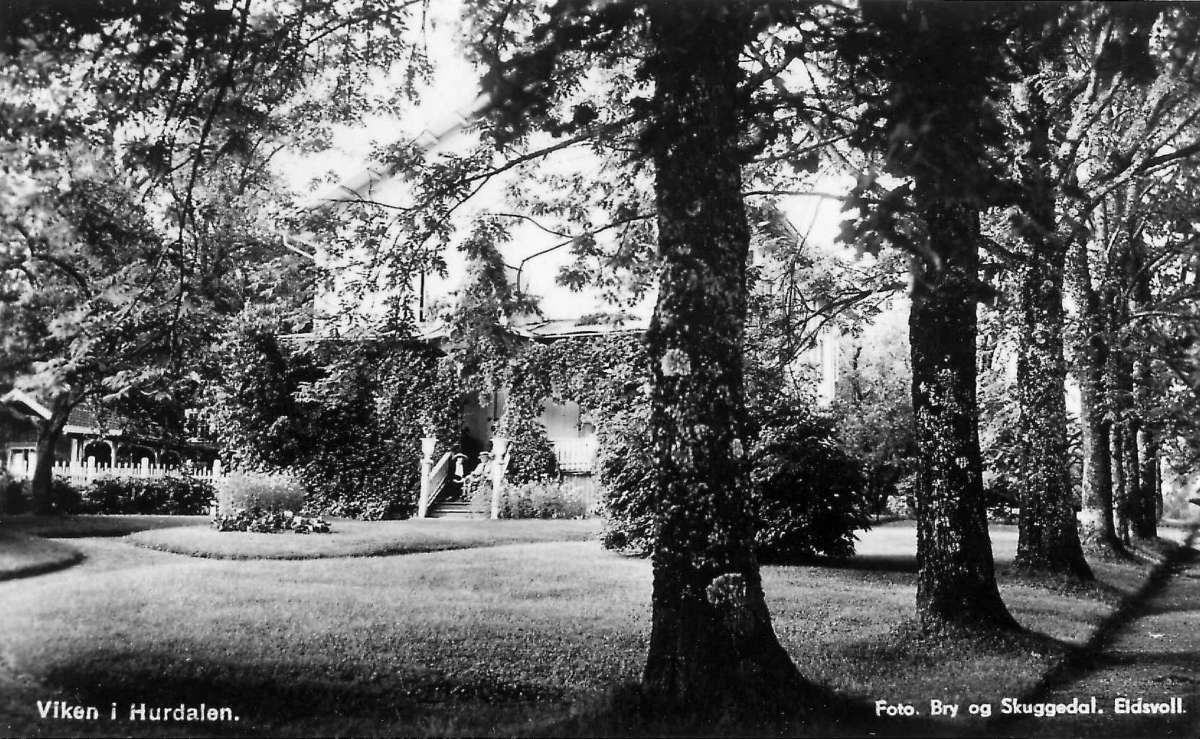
[418,436,452,519]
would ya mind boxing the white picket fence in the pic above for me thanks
[43,459,226,485]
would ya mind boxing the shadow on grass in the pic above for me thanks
[528,679,972,738]
[0,531,85,582]
[0,551,84,582]
[3,515,207,539]
[33,653,566,736]
[995,565,1130,604]
[987,528,1199,736]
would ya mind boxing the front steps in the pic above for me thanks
[425,499,478,519]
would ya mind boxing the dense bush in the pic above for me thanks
[78,475,216,515]
[748,404,872,562]
[1,471,27,515]
[598,400,872,561]
[215,471,305,515]
[212,507,330,533]
[596,404,656,554]
[497,478,588,519]
[496,412,560,485]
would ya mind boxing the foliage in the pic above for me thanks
[748,403,872,562]
[0,0,419,511]
[207,324,462,520]
[463,471,493,519]
[496,411,560,485]
[203,316,323,471]
[599,396,871,561]
[215,472,305,516]
[1,470,25,515]
[76,475,216,515]
[212,508,330,534]
[296,341,461,520]
[497,478,589,520]
[596,402,656,555]
[828,305,917,514]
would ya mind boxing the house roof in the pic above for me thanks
[516,316,648,339]
[279,313,648,346]
[3,389,123,436]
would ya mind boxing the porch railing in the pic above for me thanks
[550,437,598,473]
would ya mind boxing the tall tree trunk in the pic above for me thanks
[1068,239,1122,555]
[1122,416,1143,537]
[1103,243,1136,542]
[1134,427,1159,538]
[1110,422,1129,541]
[1129,235,1158,540]
[910,201,1017,631]
[30,395,73,515]
[1012,78,1092,580]
[641,2,810,717]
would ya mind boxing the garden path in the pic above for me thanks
[996,529,1200,738]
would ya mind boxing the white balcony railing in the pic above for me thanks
[551,437,598,474]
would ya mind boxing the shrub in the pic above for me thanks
[596,404,656,555]
[79,475,216,515]
[463,470,493,518]
[51,477,85,514]
[749,404,873,562]
[497,410,560,485]
[212,507,330,533]
[497,478,588,519]
[2,471,28,515]
[598,400,873,561]
[300,437,415,520]
[215,471,305,515]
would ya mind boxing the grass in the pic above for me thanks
[0,521,1185,737]
[2,514,208,538]
[0,529,82,581]
[126,518,601,559]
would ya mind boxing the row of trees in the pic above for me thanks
[3,0,1198,727]
[449,0,1200,720]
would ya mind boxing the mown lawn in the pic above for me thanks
[0,520,1179,737]
[0,529,82,581]
[126,518,601,559]
[3,514,208,538]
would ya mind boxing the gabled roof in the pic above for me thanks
[2,389,112,435]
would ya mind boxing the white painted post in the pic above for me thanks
[490,437,509,520]
[418,437,436,519]
[140,457,150,477]
[211,459,222,479]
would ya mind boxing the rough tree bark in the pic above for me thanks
[910,200,1017,631]
[1134,425,1159,538]
[29,394,74,515]
[641,1,812,718]
[1104,226,1139,542]
[1129,236,1159,540]
[1012,78,1093,580]
[1068,239,1123,556]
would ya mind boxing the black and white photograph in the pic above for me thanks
[2,1,1199,736]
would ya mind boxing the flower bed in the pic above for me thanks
[212,508,330,534]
